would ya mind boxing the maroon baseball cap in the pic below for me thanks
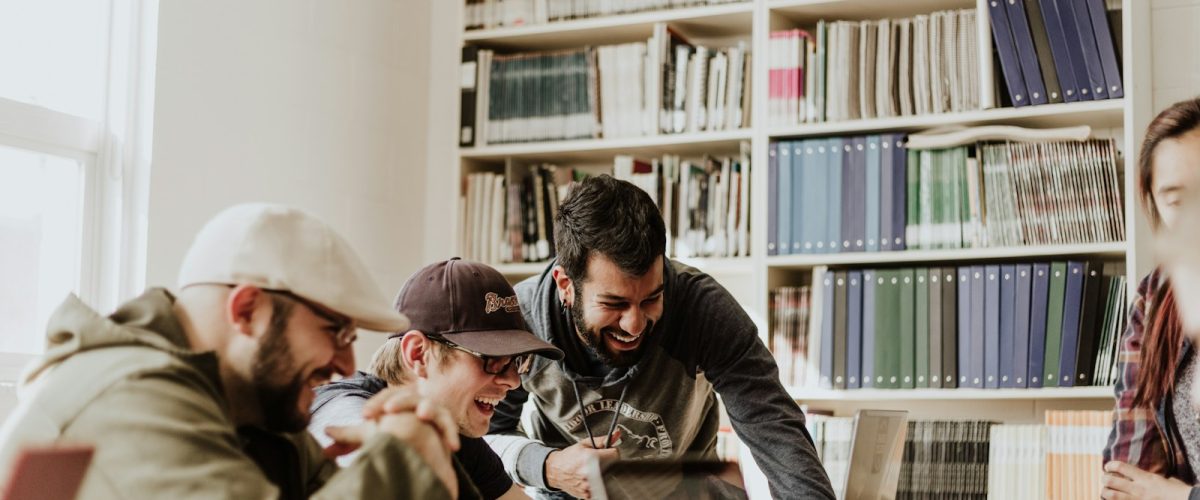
[392,258,563,360]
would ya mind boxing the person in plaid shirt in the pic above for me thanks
[1103,98,1200,500]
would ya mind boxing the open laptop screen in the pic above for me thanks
[587,458,748,500]
[843,409,909,500]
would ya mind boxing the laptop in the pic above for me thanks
[841,409,909,500]
[1,445,93,500]
[587,457,748,500]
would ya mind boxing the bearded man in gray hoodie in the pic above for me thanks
[484,175,835,500]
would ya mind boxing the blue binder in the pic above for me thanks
[791,141,806,254]
[1028,263,1051,387]
[984,265,1001,389]
[970,266,986,388]
[999,265,1017,388]
[1051,0,1097,100]
[1005,0,1050,105]
[1065,0,1108,100]
[810,140,830,254]
[848,270,863,389]
[767,143,779,256]
[1037,0,1083,101]
[988,0,1032,107]
[1013,264,1034,388]
[1058,261,1086,387]
[847,137,868,252]
[826,139,845,254]
[866,136,882,252]
[1084,0,1123,98]
[892,136,907,250]
[957,267,972,387]
[777,142,792,255]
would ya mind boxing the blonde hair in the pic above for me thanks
[369,334,448,385]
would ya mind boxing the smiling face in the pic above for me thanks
[251,291,356,433]
[1152,129,1200,231]
[416,339,522,438]
[559,254,664,368]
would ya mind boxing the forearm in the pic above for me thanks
[485,433,558,489]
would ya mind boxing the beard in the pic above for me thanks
[250,315,311,433]
[571,287,653,368]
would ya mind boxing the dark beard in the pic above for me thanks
[571,286,651,368]
[250,314,310,433]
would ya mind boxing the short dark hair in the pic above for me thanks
[554,175,666,282]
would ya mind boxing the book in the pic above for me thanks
[848,271,864,389]
[988,0,1031,106]
[1043,262,1068,387]
[985,265,1001,389]
[1005,0,1050,105]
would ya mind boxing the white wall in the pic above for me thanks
[1152,0,1200,109]
[147,0,432,364]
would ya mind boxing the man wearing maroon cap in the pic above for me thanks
[485,176,835,499]
[310,258,563,499]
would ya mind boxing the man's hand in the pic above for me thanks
[545,430,621,499]
[322,385,462,497]
[1102,461,1193,500]
[363,385,460,451]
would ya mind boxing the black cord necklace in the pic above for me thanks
[571,377,630,449]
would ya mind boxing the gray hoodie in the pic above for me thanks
[484,260,835,499]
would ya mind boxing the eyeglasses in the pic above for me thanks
[264,289,358,348]
[428,335,533,375]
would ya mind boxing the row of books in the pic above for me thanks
[766,135,1124,255]
[989,0,1123,108]
[463,0,747,31]
[767,9,980,127]
[769,262,1128,390]
[808,410,1109,500]
[460,166,571,264]
[459,26,750,146]
[460,150,751,264]
[615,148,752,259]
[987,411,1111,500]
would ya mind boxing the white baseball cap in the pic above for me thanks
[177,203,409,332]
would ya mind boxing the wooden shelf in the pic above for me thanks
[460,129,752,162]
[768,100,1125,138]
[788,386,1115,401]
[464,2,753,50]
[766,242,1127,269]
[770,0,977,23]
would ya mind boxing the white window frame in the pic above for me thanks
[0,0,158,382]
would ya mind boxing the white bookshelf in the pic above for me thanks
[464,2,754,50]
[460,129,753,161]
[452,0,1152,421]
[788,385,1114,401]
[767,242,1129,269]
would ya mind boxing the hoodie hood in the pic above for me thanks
[25,289,217,387]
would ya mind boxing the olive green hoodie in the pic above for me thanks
[0,289,450,499]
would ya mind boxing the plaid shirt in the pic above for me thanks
[1103,268,1193,481]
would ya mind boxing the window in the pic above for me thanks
[0,0,156,371]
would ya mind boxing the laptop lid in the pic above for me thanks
[587,457,748,500]
[842,409,909,500]
[1,445,93,500]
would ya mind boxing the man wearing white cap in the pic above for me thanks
[0,203,461,499]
